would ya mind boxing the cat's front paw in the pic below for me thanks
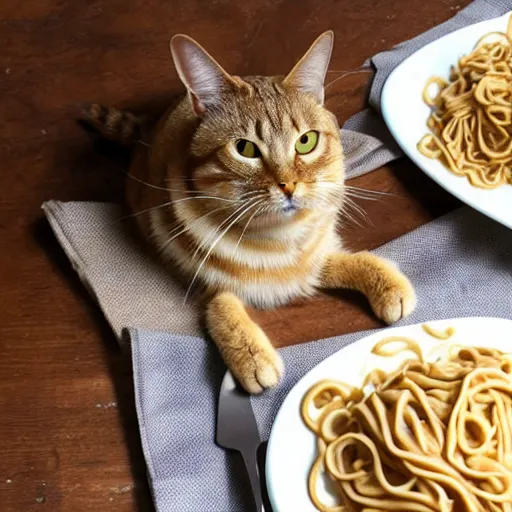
[369,271,416,325]
[207,292,284,394]
[228,333,284,394]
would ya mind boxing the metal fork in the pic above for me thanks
[216,371,264,511]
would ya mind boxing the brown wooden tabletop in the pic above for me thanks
[0,0,469,510]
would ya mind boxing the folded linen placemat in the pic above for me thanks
[131,206,512,512]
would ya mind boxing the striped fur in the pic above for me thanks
[81,103,149,145]
[134,79,345,308]
[124,32,416,393]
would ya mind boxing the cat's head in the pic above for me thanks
[170,31,344,228]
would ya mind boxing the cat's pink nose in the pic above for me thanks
[278,182,296,197]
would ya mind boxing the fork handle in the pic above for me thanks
[241,446,264,511]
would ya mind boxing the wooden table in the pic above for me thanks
[0,0,467,510]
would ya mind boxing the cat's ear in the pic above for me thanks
[283,31,334,104]
[170,35,235,116]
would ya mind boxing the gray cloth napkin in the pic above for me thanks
[42,1,512,511]
[131,207,512,512]
[341,112,402,178]
[43,201,201,338]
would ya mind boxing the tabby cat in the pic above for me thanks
[84,31,416,393]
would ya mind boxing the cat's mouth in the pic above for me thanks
[281,202,297,213]
[253,200,300,223]
[280,196,302,215]
[281,204,297,216]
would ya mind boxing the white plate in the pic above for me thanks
[381,12,512,230]
[265,317,512,511]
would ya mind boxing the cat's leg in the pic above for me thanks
[206,292,284,394]
[321,252,416,324]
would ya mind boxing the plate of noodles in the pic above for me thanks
[265,317,512,511]
[381,12,512,230]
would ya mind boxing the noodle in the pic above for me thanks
[372,336,424,361]
[422,324,456,340]
[417,16,512,189]
[302,338,512,511]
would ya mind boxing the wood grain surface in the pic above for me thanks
[0,0,467,510]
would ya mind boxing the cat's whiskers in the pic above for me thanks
[126,171,232,196]
[158,203,234,255]
[344,194,371,216]
[305,183,382,227]
[183,198,265,302]
[125,171,173,192]
[311,189,367,228]
[345,191,380,202]
[166,177,203,183]
[345,185,394,198]
[339,205,365,229]
[306,188,344,209]
[186,196,265,268]
[342,196,373,227]
[231,200,265,257]
[113,194,239,224]
[172,195,236,205]
[156,192,267,252]
[235,190,267,201]
[127,172,266,202]
[324,68,373,91]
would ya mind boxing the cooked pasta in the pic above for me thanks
[417,16,512,189]
[422,323,456,340]
[301,339,512,511]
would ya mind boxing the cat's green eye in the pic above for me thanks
[236,139,261,158]
[295,131,319,155]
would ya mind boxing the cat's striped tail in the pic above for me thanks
[80,103,151,145]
